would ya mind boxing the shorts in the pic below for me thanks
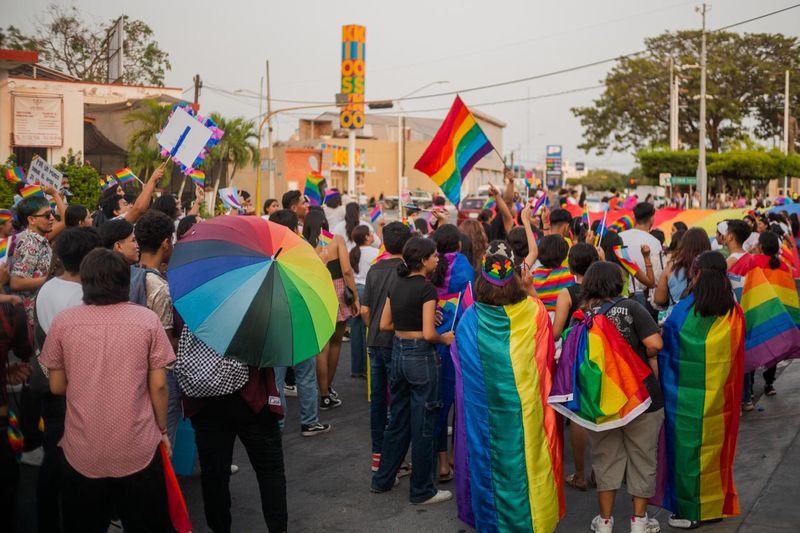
[587,408,664,498]
[332,278,353,322]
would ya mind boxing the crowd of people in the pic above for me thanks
[2,165,799,533]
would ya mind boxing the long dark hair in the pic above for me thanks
[430,224,461,287]
[599,231,624,269]
[475,271,526,306]
[349,225,370,274]
[397,237,436,278]
[506,226,528,266]
[302,209,329,247]
[759,231,781,269]
[671,227,710,276]
[344,202,360,241]
[689,251,734,317]
[581,261,624,309]
[458,219,488,268]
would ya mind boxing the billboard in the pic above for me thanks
[545,144,562,187]
[340,25,366,129]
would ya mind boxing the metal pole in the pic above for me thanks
[784,69,790,195]
[266,60,275,201]
[398,114,404,218]
[348,129,356,197]
[697,3,708,209]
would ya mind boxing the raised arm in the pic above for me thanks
[126,165,165,224]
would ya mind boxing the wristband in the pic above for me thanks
[159,427,167,435]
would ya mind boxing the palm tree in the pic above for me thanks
[204,115,259,209]
[124,99,173,184]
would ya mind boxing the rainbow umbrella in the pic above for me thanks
[167,216,337,367]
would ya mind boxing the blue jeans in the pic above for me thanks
[167,369,181,446]
[743,370,755,403]
[274,357,319,427]
[369,346,393,454]
[371,337,441,503]
[350,284,367,375]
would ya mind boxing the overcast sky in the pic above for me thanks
[4,0,799,172]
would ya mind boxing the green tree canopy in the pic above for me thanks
[572,31,800,155]
[0,5,170,85]
[637,148,800,181]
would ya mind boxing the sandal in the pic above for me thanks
[397,463,412,478]
[439,468,454,483]
[565,473,588,491]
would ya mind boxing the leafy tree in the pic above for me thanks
[125,99,174,184]
[567,168,627,191]
[573,31,800,155]
[54,150,102,209]
[1,5,170,85]
[637,147,799,182]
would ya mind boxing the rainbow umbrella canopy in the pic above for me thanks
[167,216,337,367]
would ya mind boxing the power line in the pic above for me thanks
[714,2,800,31]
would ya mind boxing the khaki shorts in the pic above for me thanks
[587,408,664,497]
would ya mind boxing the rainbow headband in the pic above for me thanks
[481,256,515,286]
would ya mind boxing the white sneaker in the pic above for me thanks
[416,489,453,505]
[20,446,44,466]
[631,514,660,533]
[667,515,698,529]
[284,385,297,397]
[591,514,614,533]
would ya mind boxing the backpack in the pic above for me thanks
[129,265,161,307]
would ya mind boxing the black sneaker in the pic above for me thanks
[765,384,777,396]
[301,422,331,436]
[329,386,339,400]
[320,395,342,410]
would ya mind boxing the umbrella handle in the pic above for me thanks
[273,247,284,260]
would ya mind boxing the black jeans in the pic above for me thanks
[0,417,19,532]
[38,394,65,533]
[60,447,171,533]
[191,394,287,533]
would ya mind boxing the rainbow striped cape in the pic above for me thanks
[303,173,325,206]
[613,245,642,277]
[453,297,564,532]
[652,294,744,522]
[532,266,574,313]
[548,302,652,431]
[729,255,800,371]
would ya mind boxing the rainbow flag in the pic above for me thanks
[19,184,44,198]
[531,192,549,215]
[548,304,653,431]
[370,244,391,265]
[437,292,460,316]
[0,238,7,260]
[779,236,800,278]
[5,166,26,185]
[609,214,634,233]
[482,197,497,211]
[99,175,118,192]
[532,266,574,313]
[652,294,744,522]
[7,410,23,462]
[318,229,334,246]
[413,96,494,206]
[190,169,205,187]
[453,297,564,532]
[731,258,800,372]
[581,203,589,226]
[524,170,534,190]
[369,205,382,223]
[304,173,325,206]
[0,210,12,224]
[613,245,641,277]
[114,167,137,185]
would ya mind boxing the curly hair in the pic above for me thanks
[458,219,488,268]
[133,209,175,254]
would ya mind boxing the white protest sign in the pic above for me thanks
[156,106,214,170]
[27,156,63,190]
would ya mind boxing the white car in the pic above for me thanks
[408,189,433,208]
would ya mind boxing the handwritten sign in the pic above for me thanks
[27,156,63,190]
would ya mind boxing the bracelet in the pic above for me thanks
[644,262,653,267]
[159,427,167,435]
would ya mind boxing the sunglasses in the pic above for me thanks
[30,211,55,219]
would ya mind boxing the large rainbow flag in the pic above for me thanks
[532,266,574,313]
[652,294,744,522]
[453,297,564,532]
[303,173,325,206]
[729,255,800,372]
[414,96,494,206]
[548,303,653,431]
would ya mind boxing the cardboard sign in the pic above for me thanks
[27,156,63,190]
[157,106,214,172]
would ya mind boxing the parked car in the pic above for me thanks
[457,196,487,225]
[382,196,399,210]
[408,189,433,208]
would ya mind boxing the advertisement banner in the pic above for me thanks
[340,24,366,129]
[13,94,63,147]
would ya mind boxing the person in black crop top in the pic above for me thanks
[372,237,454,505]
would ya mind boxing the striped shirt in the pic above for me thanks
[533,266,575,313]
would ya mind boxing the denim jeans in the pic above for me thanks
[743,371,755,403]
[274,356,319,427]
[371,337,441,503]
[166,369,181,446]
[350,284,367,375]
[369,346,393,454]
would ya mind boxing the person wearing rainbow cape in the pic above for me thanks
[452,241,565,532]
[654,251,745,529]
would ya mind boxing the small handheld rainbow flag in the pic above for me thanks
[524,170,534,190]
[114,168,137,185]
[613,245,642,277]
[19,184,44,198]
[190,169,205,187]
[371,244,391,265]
[369,205,382,223]
[0,238,8,259]
[5,166,26,185]
[581,203,589,226]
[100,175,118,192]
[482,197,497,211]
[318,229,334,246]
[531,192,549,215]
[609,214,634,233]
[304,173,325,206]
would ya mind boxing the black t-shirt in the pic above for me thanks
[592,298,663,412]
[363,258,402,348]
[389,274,438,332]
[488,213,507,241]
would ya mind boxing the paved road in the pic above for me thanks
[14,348,800,532]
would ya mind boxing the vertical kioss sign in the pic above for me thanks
[340,24,366,129]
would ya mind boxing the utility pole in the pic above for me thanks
[193,74,202,109]
[696,3,708,209]
[669,58,679,150]
[266,60,274,200]
[784,69,790,194]
[398,114,405,218]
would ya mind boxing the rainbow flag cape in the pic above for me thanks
[5,166,26,185]
[414,96,494,206]
[304,173,325,206]
[548,302,653,431]
[318,229,334,246]
[532,266,574,313]
[369,205,382,223]
[613,245,642,277]
[453,297,564,532]
[160,442,193,533]
[371,244,391,265]
[730,256,800,372]
[779,236,800,279]
[190,169,205,187]
[652,295,744,522]
[114,167,137,184]
[609,214,634,233]
[20,184,44,198]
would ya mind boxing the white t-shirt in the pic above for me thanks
[35,277,83,334]
[619,228,663,294]
[354,246,380,285]
[332,220,382,251]
[323,205,346,230]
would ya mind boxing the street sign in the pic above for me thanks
[659,172,671,186]
[670,176,697,185]
[575,162,585,171]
